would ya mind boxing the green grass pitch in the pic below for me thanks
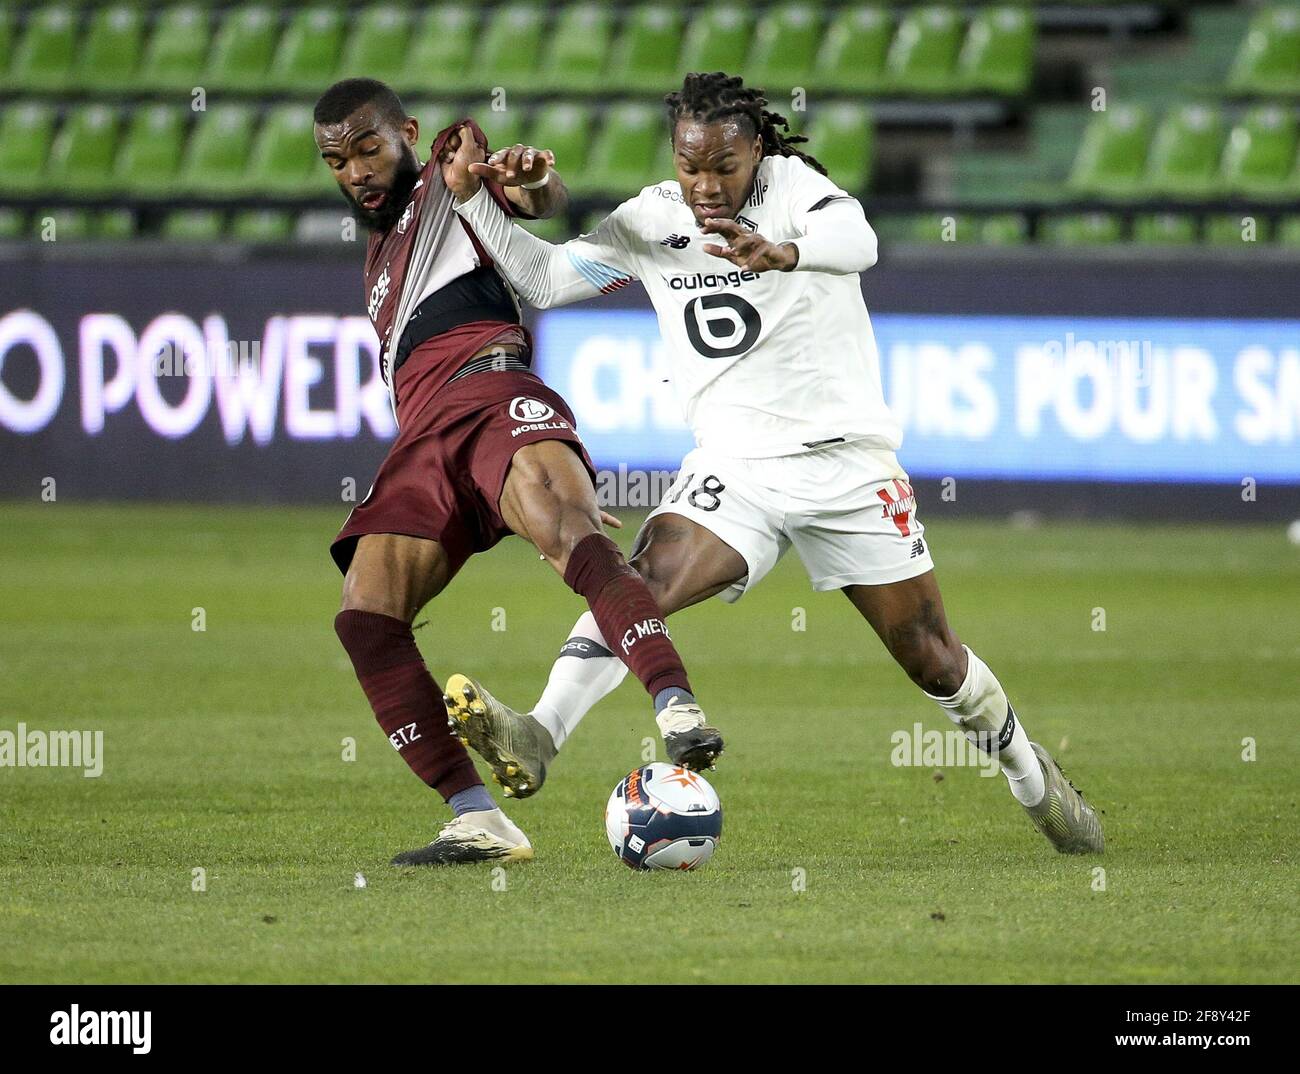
[1,502,1296,983]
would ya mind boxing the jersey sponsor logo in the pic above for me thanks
[659,233,691,249]
[559,636,614,659]
[652,186,686,204]
[666,269,759,292]
[877,479,917,537]
[367,264,391,321]
[683,294,762,359]
[509,397,555,423]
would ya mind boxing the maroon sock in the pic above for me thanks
[333,610,481,801]
[563,533,691,698]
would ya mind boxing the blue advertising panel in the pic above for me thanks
[534,309,1300,483]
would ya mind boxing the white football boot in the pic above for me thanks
[390,809,533,866]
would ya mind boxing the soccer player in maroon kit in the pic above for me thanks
[313,78,721,865]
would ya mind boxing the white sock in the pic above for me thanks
[531,612,629,749]
[925,645,1045,807]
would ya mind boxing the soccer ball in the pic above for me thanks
[604,763,723,870]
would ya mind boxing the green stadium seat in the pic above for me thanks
[1203,213,1271,245]
[886,5,962,96]
[907,212,967,243]
[1068,105,1154,199]
[1132,213,1197,245]
[177,104,256,197]
[607,5,684,93]
[48,104,121,195]
[526,103,595,183]
[138,6,211,94]
[813,5,892,93]
[958,6,1035,96]
[267,6,345,94]
[205,5,280,93]
[540,3,613,92]
[96,209,136,241]
[1221,105,1300,199]
[1146,104,1226,198]
[980,212,1029,244]
[1227,7,1300,97]
[400,7,479,95]
[747,3,823,94]
[162,210,226,242]
[405,101,457,143]
[0,12,12,86]
[230,210,293,243]
[113,103,188,198]
[80,5,145,92]
[0,208,26,241]
[6,6,79,92]
[572,103,661,197]
[336,5,413,87]
[2,102,58,195]
[1277,215,1300,245]
[247,105,320,196]
[1040,213,1123,246]
[804,103,873,194]
[679,4,754,76]
[479,108,527,154]
[466,2,545,94]
[34,208,93,242]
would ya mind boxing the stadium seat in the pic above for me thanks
[1146,104,1226,198]
[230,210,293,243]
[138,6,212,94]
[400,7,479,95]
[80,5,145,92]
[6,6,79,92]
[886,5,962,96]
[607,4,684,93]
[571,103,661,197]
[1221,105,1300,199]
[679,4,754,76]
[336,5,413,88]
[47,104,121,195]
[1227,6,1300,97]
[204,5,280,92]
[466,2,545,94]
[2,102,58,195]
[980,212,1030,244]
[480,108,526,153]
[176,105,257,197]
[0,208,26,241]
[958,6,1035,96]
[112,103,188,198]
[1203,213,1271,245]
[540,3,613,92]
[1068,105,1154,199]
[1277,215,1300,245]
[96,208,136,241]
[246,105,319,196]
[34,208,93,242]
[747,3,823,94]
[405,101,457,143]
[804,103,873,194]
[162,210,226,242]
[0,11,12,85]
[1131,213,1198,245]
[1039,213,1123,246]
[813,5,893,93]
[526,103,596,184]
[267,6,345,94]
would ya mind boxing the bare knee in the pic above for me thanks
[883,603,965,695]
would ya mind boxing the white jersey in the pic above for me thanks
[561,155,900,458]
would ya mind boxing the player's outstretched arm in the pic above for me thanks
[475,143,570,220]
[701,199,878,276]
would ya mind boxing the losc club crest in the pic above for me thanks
[509,397,555,423]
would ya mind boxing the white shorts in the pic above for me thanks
[647,440,936,602]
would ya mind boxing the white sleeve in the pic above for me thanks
[453,184,639,309]
[781,158,878,275]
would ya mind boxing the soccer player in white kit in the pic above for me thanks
[440,73,1103,854]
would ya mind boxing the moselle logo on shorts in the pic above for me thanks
[509,396,570,438]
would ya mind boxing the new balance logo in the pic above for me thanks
[910,538,925,558]
[660,233,691,249]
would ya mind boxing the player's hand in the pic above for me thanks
[440,125,485,201]
[599,510,623,530]
[470,144,555,188]
[700,218,799,272]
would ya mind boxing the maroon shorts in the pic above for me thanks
[330,367,595,576]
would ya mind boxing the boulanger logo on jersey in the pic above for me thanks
[508,396,570,438]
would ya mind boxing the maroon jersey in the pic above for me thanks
[363,118,528,397]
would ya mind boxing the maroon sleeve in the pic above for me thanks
[431,116,536,221]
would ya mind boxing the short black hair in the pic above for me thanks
[313,78,407,128]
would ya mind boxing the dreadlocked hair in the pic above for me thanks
[664,71,828,176]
